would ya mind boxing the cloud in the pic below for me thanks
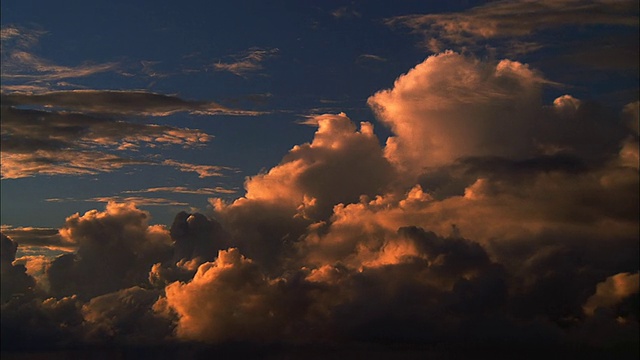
[583,272,640,316]
[161,248,292,343]
[209,112,395,271]
[367,51,627,177]
[1,234,37,302]
[0,93,247,179]
[213,48,279,77]
[1,90,241,116]
[47,202,173,300]
[82,286,173,345]
[124,186,237,195]
[387,0,639,53]
[87,196,189,207]
[1,52,638,354]
[0,226,74,252]
[2,51,118,82]
[161,160,235,178]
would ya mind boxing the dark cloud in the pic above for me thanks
[1,234,36,302]
[0,95,246,178]
[1,50,638,357]
[1,90,243,116]
[0,226,74,252]
[47,203,172,300]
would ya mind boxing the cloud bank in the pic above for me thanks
[1,52,638,356]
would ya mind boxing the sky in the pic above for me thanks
[1,0,639,357]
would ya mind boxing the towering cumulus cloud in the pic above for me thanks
[1,51,637,356]
[368,51,627,178]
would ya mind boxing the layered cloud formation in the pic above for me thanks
[1,51,638,354]
[0,90,253,179]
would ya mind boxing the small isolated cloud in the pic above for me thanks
[213,48,279,77]
[357,54,386,63]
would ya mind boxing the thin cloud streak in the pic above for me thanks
[213,48,279,77]
[387,0,639,52]
[124,187,237,195]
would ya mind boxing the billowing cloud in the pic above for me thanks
[368,51,627,177]
[210,112,395,270]
[162,248,291,343]
[1,50,637,355]
[1,234,36,302]
[48,202,172,300]
[82,286,173,345]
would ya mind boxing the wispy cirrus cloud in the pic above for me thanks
[213,47,279,77]
[1,90,250,116]
[1,26,118,83]
[161,160,236,178]
[0,101,217,179]
[124,186,237,195]
[0,89,255,179]
[88,196,190,206]
[387,0,639,53]
[0,225,74,252]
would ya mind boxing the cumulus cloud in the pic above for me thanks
[48,202,172,300]
[1,51,638,355]
[162,248,292,343]
[82,286,173,345]
[1,234,36,302]
[210,112,395,270]
[368,51,627,177]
